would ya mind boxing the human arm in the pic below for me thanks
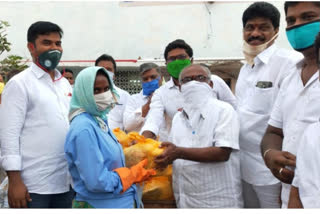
[288,186,303,208]
[6,171,32,208]
[0,80,31,208]
[66,129,154,193]
[260,125,296,184]
[123,94,150,132]
[141,90,164,140]
[154,142,231,169]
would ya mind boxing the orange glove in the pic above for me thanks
[114,159,156,192]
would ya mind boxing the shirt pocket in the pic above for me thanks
[246,87,274,115]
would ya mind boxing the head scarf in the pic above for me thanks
[69,66,119,123]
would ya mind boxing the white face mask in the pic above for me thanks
[181,81,212,110]
[106,70,115,81]
[94,90,116,111]
[243,33,278,65]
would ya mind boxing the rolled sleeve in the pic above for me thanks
[0,79,27,171]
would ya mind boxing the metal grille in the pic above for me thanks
[115,66,141,95]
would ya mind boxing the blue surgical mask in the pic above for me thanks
[142,78,160,96]
[286,20,320,51]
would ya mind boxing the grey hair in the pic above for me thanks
[139,62,160,75]
[178,64,212,84]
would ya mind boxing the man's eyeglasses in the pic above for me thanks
[180,75,209,84]
[167,54,188,63]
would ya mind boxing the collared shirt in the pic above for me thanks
[141,75,237,141]
[123,90,167,141]
[268,62,320,208]
[236,44,303,185]
[0,63,72,194]
[64,113,138,208]
[107,85,131,130]
[291,121,320,208]
[170,98,243,208]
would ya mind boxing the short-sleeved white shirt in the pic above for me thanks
[268,61,320,207]
[236,44,303,185]
[170,98,243,208]
[292,122,320,208]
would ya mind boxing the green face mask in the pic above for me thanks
[167,59,191,79]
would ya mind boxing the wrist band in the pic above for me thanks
[263,149,273,158]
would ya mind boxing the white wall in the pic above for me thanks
[0,1,293,66]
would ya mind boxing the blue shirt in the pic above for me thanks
[64,112,139,208]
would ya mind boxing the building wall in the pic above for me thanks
[0,1,293,67]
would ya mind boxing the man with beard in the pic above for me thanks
[261,1,320,208]
[0,21,73,208]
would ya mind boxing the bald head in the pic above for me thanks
[179,64,211,85]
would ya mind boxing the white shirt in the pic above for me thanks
[268,62,320,208]
[123,90,167,141]
[0,63,72,194]
[236,44,303,185]
[141,75,237,141]
[291,122,320,208]
[107,85,131,130]
[170,98,243,208]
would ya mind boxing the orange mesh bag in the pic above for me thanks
[142,176,174,201]
[123,133,171,176]
[112,128,131,148]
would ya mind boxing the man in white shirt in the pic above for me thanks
[0,21,73,208]
[236,2,303,208]
[123,62,167,140]
[261,1,320,208]
[154,64,243,208]
[287,33,320,209]
[95,54,131,130]
[141,39,237,141]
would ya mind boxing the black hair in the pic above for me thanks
[64,68,73,75]
[242,2,280,29]
[95,54,117,72]
[6,70,21,82]
[164,39,193,60]
[284,1,320,15]
[27,21,63,44]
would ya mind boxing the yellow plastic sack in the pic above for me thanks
[142,176,174,201]
[112,128,132,148]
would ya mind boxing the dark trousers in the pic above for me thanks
[27,189,75,208]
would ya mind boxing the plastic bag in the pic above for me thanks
[142,176,174,201]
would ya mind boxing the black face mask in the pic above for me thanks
[37,50,62,70]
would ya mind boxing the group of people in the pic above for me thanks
[0,0,320,209]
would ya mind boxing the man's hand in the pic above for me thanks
[154,142,180,169]
[264,149,296,184]
[7,172,32,208]
[141,94,153,118]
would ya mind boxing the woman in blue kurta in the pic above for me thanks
[64,66,155,208]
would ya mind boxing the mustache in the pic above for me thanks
[248,36,265,42]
